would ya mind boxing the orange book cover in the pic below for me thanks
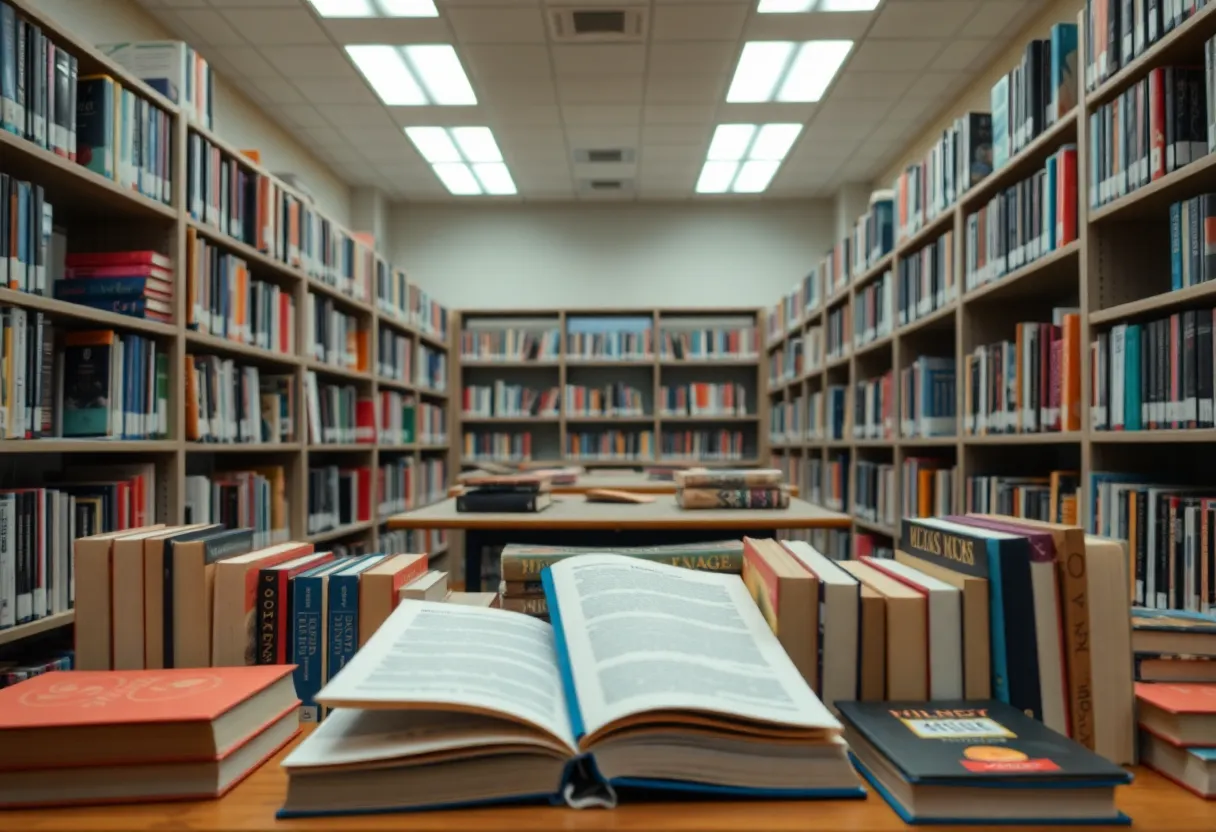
[0,666,295,730]
[1137,683,1216,715]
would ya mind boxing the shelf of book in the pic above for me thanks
[0,0,455,649]
[452,307,767,470]
[0,611,75,647]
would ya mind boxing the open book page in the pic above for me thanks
[545,554,840,744]
[316,601,576,752]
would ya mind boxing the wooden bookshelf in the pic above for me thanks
[452,307,767,470]
[0,0,454,647]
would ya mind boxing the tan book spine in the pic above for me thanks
[858,585,886,701]
[741,538,817,690]
[1083,534,1136,765]
[677,487,790,509]
[359,554,428,645]
[840,559,927,700]
[73,538,116,670]
[500,594,548,615]
[110,537,148,670]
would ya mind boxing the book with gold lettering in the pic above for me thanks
[278,555,863,817]
[901,517,1041,722]
[839,700,1131,825]
[499,540,743,582]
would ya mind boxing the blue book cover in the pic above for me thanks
[1125,324,1142,430]
[53,276,161,300]
[0,3,16,136]
[71,296,156,320]
[292,558,355,723]
[325,554,387,683]
[1049,22,1079,124]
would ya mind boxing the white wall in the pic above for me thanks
[41,0,352,225]
[390,201,835,310]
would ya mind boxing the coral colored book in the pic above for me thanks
[0,666,299,771]
[1138,683,1216,746]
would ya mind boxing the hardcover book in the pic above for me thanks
[278,555,863,817]
[499,540,744,581]
[839,699,1131,825]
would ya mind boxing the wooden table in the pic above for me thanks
[7,730,1214,831]
[452,471,801,496]
[388,495,849,590]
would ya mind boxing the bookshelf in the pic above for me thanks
[0,0,452,644]
[453,307,767,470]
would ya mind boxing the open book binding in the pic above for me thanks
[278,554,863,817]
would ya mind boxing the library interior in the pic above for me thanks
[3,0,1216,827]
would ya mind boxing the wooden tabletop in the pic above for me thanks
[7,730,1214,832]
[387,493,849,530]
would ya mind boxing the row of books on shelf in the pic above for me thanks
[826,303,849,361]
[963,144,1079,292]
[461,324,758,362]
[853,270,892,348]
[1093,302,1216,433]
[185,355,293,444]
[460,383,560,418]
[901,356,957,439]
[1084,0,1203,91]
[966,470,1080,526]
[378,457,449,516]
[186,235,293,346]
[0,650,72,690]
[183,469,288,550]
[565,382,644,417]
[566,429,654,460]
[839,457,957,527]
[660,429,746,461]
[377,327,410,383]
[303,373,447,446]
[897,229,956,327]
[460,381,750,419]
[1088,61,1209,211]
[375,269,448,341]
[964,309,1083,435]
[853,371,893,440]
[659,381,748,417]
[892,113,990,243]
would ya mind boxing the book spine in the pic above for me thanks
[256,568,278,665]
[326,572,360,681]
[292,573,325,722]
[500,550,744,581]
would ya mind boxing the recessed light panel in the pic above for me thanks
[757,0,880,10]
[306,0,439,17]
[697,123,802,194]
[726,40,853,103]
[406,127,517,195]
[345,45,476,106]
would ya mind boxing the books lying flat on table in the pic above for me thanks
[1139,730,1216,797]
[1136,682,1216,746]
[0,666,300,807]
[839,700,1132,825]
[676,485,790,509]
[279,554,862,817]
[456,474,553,513]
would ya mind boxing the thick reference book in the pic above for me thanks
[839,700,1132,825]
[278,554,862,817]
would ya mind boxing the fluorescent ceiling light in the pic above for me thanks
[306,0,438,17]
[707,124,756,161]
[732,160,781,193]
[404,45,477,106]
[345,45,425,105]
[697,123,802,194]
[473,163,517,195]
[345,44,476,106]
[433,163,482,196]
[749,123,803,160]
[405,127,461,163]
[726,40,853,103]
[727,42,795,103]
[409,127,517,195]
[696,161,739,194]
[758,0,880,10]
[451,127,502,163]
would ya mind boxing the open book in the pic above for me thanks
[279,554,862,816]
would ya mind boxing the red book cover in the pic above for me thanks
[65,251,171,269]
[1137,682,1216,715]
[269,552,335,664]
[1057,146,1078,245]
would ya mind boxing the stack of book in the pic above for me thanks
[0,666,298,807]
[72,527,430,724]
[1137,682,1216,797]
[455,474,552,513]
[277,554,861,817]
[498,540,745,619]
[675,467,790,509]
[53,251,174,323]
[1132,608,1216,683]
[839,699,1131,825]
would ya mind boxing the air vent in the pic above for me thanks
[549,7,647,42]
[589,179,623,190]
[578,178,635,195]
[572,148,636,164]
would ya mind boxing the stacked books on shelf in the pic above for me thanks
[661,429,744,461]
[0,650,73,689]
[965,470,1078,522]
[377,328,411,384]
[892,113,991,242]
[853,371,893,440]
[377,390,414,445]
[900,356,956,438]
[463,430,531,462]
[417,402,445,445]
[186,234,295,346]
[898,228,956,326]
[58,329,168,440]
[1131,609,1216,684]
[902,458,957,518]
[184,468,289,549]
[659,382,747,417]
[76,69,175,204]
[277,553,861,817]
[55,250,174,324]
[853,270,892,348]
[0,665,299,806]
[855,460,895,528]
[455,474,552,513]
[1137,681,1216,798]
[963,309,1082,435]
[659,325,757,360]
[410,284,448,342]
[99,40,213,128]
[416,343,446,391]
[566,429,653,461]
[303,372,373,445]
[675,467,789,509]
[462,383,559,418]
[306,294,367,373]
[307,465,372,535]
[849,190,895,276]
[989,22,1078,169]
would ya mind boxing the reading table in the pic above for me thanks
[6,730,1215,832]
[387,494,849,590]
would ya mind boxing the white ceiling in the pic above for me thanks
[134,0,1049,201]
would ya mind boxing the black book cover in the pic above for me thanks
[457,491,546,512]
[837,700,1130,784]
[1134,487,1148,605]
[256,565,280,665]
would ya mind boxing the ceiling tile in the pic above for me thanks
[486,104,565,125]
[387,105,485,126]
[959,0,1030,37]
[304,126,351,148]
[828,71,916,101]
[642,123,710,145]
[446,7,547,42]
[651,5,749,41]
[479,76,559,105]
[562,104,643,126]
[930,38,991,71]
[218,9,329,44]
[300,77,380,105]
[320,18,453,43]
[319,104,400,128]
[249,74,306,104]
[273,103,330,128]
[212,47,280,78]
[207,0,298,5]
[811,98,891,127]
[175,9,246,45]
[564,126,642,151]
[744,11,871,41]
[847,39,943,72]
[715,102,816,122]
[260,46,352,78]
[868,1,975,39]
[552,44,646,75]
[644,75,728,104]
[642,104,717,124]
[462,44,552,78]
[647,42,737,77]
[906,71,966,99]
[558,75,645,104]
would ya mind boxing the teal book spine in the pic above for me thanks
[292,571,326,722]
